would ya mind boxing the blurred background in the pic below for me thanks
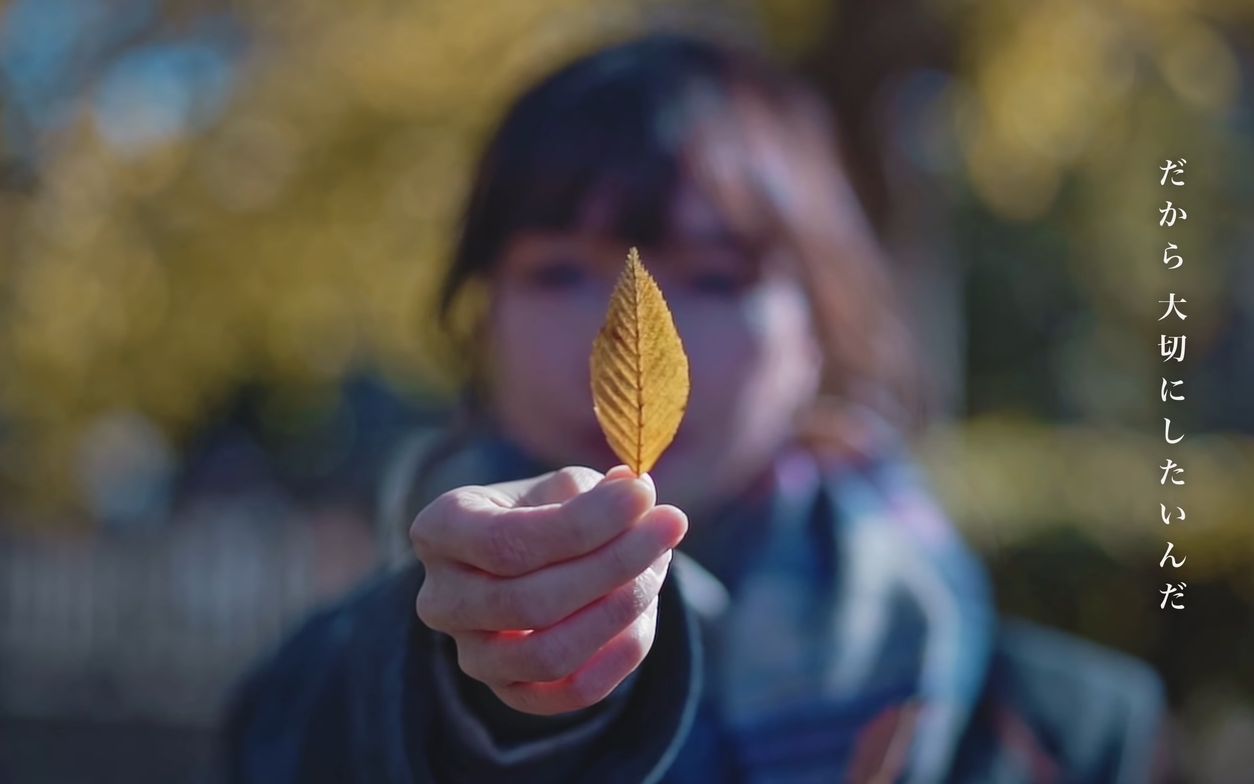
[0,0,1251,781]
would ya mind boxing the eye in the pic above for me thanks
[524,259,586,290]
[686,271,752,297]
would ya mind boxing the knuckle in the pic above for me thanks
[446,486,493,524]
[430,487,470,520]
[411,538,436,565]
[517,597,552,631]
[415,583,444,629]
[482,521,532,576]
[408,521,432,560]
[413,488,476,552]
[417,570,475,632]
[553,466,601,495]
[527,634,576,682]
[485,582,533,629]
[409,512,439,561]
[602,535,640,579]
[601,580,648,632]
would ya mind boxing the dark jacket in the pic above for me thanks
[222,422,1169,783]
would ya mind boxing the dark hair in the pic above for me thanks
[431,31,925,459]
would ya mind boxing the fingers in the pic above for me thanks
[417,503,686,632]
[411,466,657,577]
[478,465,638,508]
[514,464,642,506]
[409,463,676,718]
[454,550,671,684]
[488,596,660,716]
[494,465,604,507]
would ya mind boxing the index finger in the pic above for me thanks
[414,468,656,577]
[490,464,642,507]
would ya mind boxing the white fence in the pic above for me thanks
[0,495,377,729]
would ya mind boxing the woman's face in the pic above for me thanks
[485,184,824,519]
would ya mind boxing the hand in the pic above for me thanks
[411,464,688,716]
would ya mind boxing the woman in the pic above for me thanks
[224,32,1170,783]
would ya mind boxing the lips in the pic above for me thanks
[580,422,689,470]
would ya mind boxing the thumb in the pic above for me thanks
[604,464,654,494]
[604,464,635,481]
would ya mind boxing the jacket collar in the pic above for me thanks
[401,413,996,782]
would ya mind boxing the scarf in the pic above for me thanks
[387,411,997,783]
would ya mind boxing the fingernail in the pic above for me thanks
[605,464,633,481]
[640,472,654,493]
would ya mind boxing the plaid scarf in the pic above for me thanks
[397,411,997,783]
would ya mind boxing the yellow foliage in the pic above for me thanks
[0,0,815,511]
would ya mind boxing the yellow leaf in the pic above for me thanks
[589,247,690,475]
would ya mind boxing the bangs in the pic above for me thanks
[509,80,792,256]
[485,74,686,246]
[452,42,795,285]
